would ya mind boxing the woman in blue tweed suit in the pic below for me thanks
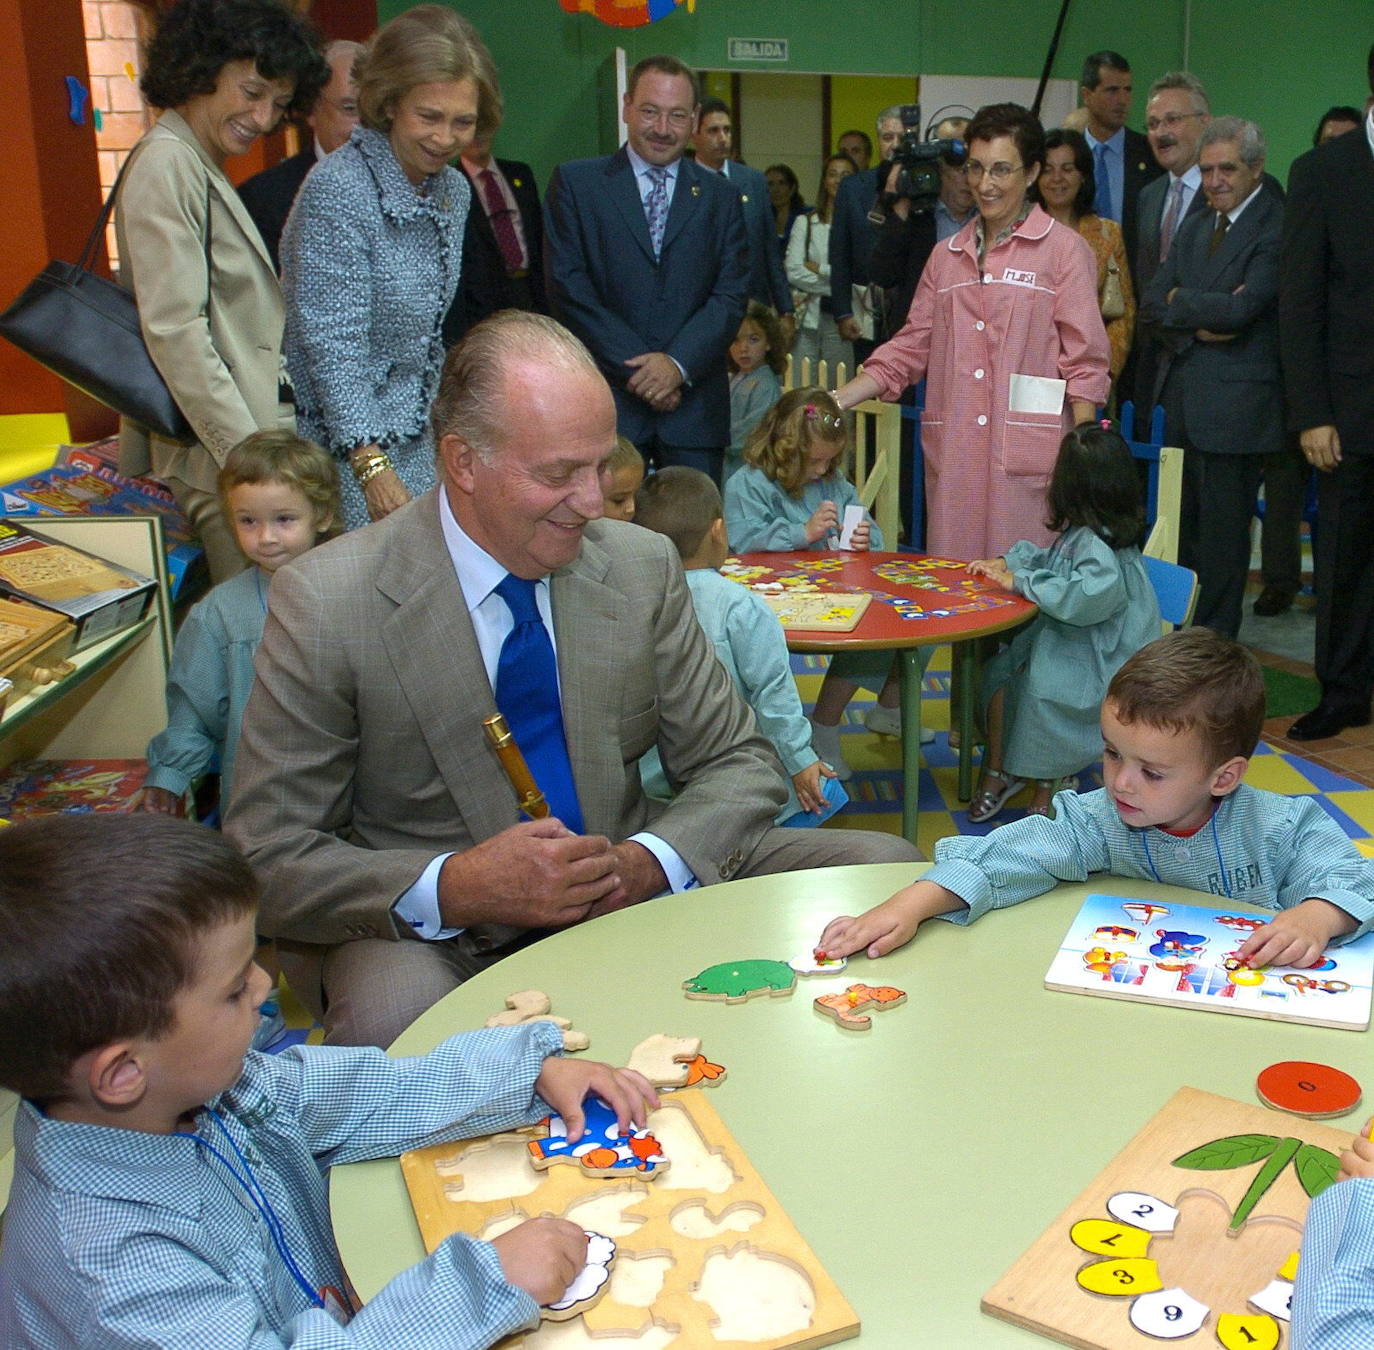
[282,6,499,529]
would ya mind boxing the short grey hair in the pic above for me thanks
[431,312,601,462]
[1200,115,1266,168]
[876,104,904,129]
[1148,71,1210,117]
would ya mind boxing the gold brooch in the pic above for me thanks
[691,184,701,197]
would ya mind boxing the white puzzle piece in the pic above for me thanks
[1248,1278,1294,1322]
[1128,1287,1209,1339]
[1107,1190,1180,1233]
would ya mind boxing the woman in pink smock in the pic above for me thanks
[835,103,1109,560]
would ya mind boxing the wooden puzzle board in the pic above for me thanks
[761,592,871,632]
[1045,894,1374,1030]
[400,1089,859,1350]
[983,1086,1351,1349]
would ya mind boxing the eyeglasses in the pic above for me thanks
[633,103,694,130]
[1146,111,1202,133]
[317,95,360,117]
[962,161,1023,182]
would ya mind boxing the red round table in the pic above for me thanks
[733,550,1037,841]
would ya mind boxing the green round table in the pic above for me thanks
[330,863,1368,1346]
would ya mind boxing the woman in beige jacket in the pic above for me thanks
[116,0,326,581]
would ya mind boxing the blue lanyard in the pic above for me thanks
[173,1108,324,1310]
[1139,810,1231,899]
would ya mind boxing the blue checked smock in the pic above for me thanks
[0,1023,563,1348]
[723,464,882,554]
[925,783,1374,938]
[1293,1177,1374,1347]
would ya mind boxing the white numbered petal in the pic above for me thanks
[1128,1287,1209,1338]
[1248,1278,1294,1322]
[1107,1190,1179,1233]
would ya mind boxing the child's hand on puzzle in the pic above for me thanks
[804,499,839,544]
[535,1056,658,1143]
[792,758,837,815]
[1235,898,1356,971]
[490,1217,589,1306]
[966,557,1014,591]
[817,879,967,960]
[1338,1118,1374,1183]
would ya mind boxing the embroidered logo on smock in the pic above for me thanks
[1002,268,1037,285]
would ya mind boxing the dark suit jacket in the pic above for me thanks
[721,160,791,314]
[1140,186,1283,457]
[1119,127,1164,269]
[442,156,546,346]
[544,148,749,448]
[237,147,316,273]
[1280,128,1374,455]
[828,166,881,320]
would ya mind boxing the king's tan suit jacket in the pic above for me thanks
[225,490,786,966]
[115,110,293,493]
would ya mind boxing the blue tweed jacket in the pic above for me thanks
[281,127,468,457]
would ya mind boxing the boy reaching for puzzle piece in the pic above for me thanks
[0,813,658,1349]
[818,629,1374,968]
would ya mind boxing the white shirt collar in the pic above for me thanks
[1366,105,1374,155]
[437,489,547,615]
[1173,162,1202,189]
[1225,180,1263,225]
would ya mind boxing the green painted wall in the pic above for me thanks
[380,0,1371,187]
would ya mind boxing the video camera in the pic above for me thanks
[881,104,966,214]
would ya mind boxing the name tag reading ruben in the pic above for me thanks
[1002,268,1037,285]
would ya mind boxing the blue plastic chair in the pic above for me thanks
[1142,554,1199,630]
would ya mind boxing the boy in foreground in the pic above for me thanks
[820,629,1374,967]
[0,814,656,1348]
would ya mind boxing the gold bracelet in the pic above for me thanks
[354,457,395,488]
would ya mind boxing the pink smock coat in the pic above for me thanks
[862,204,1110,560]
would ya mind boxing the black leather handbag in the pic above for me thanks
[0,155,207,442]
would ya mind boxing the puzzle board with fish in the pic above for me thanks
[399,1089,859,1350]
[1045,894,1374,1030]
[984,1086,1351,1350]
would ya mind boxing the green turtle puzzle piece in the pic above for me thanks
[683,959,796,1003]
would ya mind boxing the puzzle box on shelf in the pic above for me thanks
[1045,893,1374,1030]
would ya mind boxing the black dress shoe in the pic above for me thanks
[1289,703,1372,741]
[1252,586,1295,617]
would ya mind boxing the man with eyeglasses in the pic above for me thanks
[238,40,360,272]
[546,55,747,484]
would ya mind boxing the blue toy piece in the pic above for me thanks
[527,1096,669,1178]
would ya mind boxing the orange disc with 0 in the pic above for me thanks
[1256,1060,1362,1119]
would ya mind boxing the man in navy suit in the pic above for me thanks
[237,41,359,272]
[1281,46,1374,740]
[545,55,747,482]
[1141,117,1283,640]
[690,97,793,343]
[1080,50,1162,268]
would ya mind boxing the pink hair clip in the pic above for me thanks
[804,403,818,419]
[1099,418,1112,430]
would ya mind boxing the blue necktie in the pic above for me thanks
[493,575,584,832]
[1092,141,1114,220]
[645,165,669,258]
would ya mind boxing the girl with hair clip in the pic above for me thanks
[965,423,1161,821]
[724,387,897,779]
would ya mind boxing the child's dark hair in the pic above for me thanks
[1045,424,1145,549]
[634,466,722,561]
[743,386,846,498]
[219,429,341,537]
[731,302,788,378]
[1107,629,1266,766]
[0,814,259,1103]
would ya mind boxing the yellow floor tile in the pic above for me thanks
[1240,755,1326,796]
[1324,791,1374,833]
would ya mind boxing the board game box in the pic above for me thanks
[0,759,147,817]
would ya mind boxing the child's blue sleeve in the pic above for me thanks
[724,468,810,552]
[1274,797,1374,943]
[1012,533,1127,627]
[726,590,815,775]
[1293,1178,1374,1349]
[143,601,230,797]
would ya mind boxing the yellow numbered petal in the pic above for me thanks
[1069,1219,1154,1258]
[1277,1250,1300,1281]
[1076,1257,1163,1296]
[1216,1313,1280,1350]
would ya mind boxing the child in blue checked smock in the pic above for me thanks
[140,430,340,816]
[818,629,1374,968]
[724,386,899,779]
[0,814,657,1350]
[634,466,835,820]
[966,425,1160,822]
[725,302,785,482]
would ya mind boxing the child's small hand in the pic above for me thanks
[792,759,836,815]
[1236,899,1356,971]
[967,557,1014,590]
[1338,1119,1374,1182]
[847,519,872,552]
[804,499,839,544]
[490,1217,588,1306]
[134,786,184,816]
[817,880,966,960]
[534,1057,658,1143]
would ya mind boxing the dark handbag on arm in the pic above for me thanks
[0,155,208,442]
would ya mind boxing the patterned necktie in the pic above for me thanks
[493,575,583,832]
[1092,141,1114,220]
[479,168,525,274]
[1209,212,1230,256]
[1159,177,1185,262]
[644,165,669,258]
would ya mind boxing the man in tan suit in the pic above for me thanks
[227,312,916,1047]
